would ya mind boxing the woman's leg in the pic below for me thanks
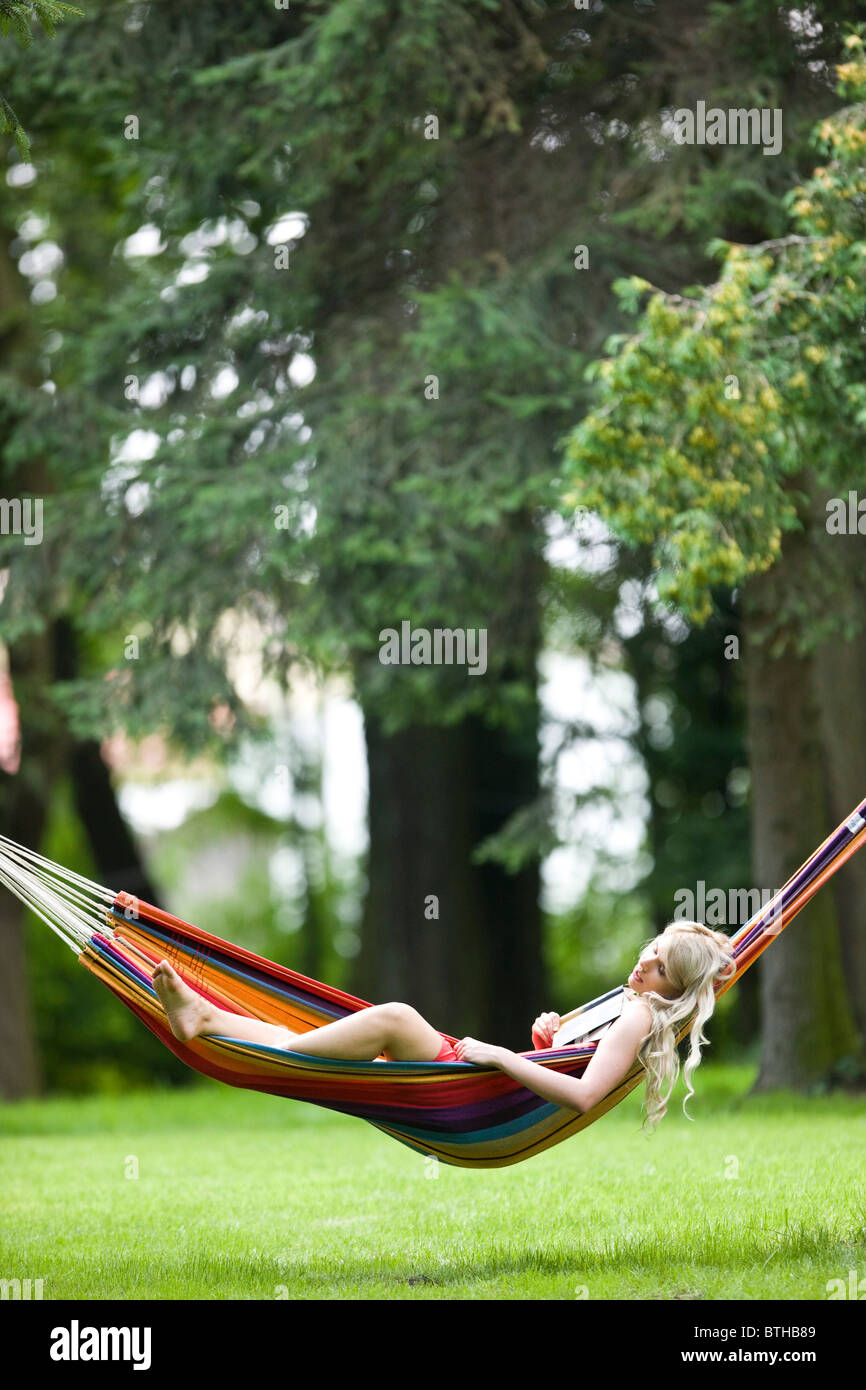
[152,959,447,1060]
[152,961,293,1047]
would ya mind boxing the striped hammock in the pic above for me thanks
[2,797,865,1169]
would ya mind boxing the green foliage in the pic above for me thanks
[0,0,81,43]
[1,0,861,1024]
[9,0,846,742]
[0,0,83,154]
[563,31,866,642]
[0,0,596,746]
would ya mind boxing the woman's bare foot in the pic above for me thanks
[152,959,212,1041]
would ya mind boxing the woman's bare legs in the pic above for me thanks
[151,959,447,1061]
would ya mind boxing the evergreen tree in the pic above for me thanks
[0,3,861,1078]
[564,36,866,1084]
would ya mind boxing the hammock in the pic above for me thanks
[2,797,865,1169]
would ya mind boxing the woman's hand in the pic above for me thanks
[454,1037,505,1067]
[531,1011,561,1050]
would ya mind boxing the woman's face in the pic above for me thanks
[628,935,681,1001]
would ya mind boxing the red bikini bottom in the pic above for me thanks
[433,1034,460,1062]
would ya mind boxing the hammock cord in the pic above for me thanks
[0,833,113,953]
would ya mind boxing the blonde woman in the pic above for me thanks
[152,920,735,1131]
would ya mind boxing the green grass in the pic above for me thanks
[1,1064,864,1300]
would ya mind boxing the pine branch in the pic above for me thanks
[0,87,30,158]
[0,0,84,159]
[0,0,83,46]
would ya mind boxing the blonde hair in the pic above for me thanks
[631,920,736,1133]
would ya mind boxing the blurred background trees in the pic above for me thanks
[0,1,864,1095]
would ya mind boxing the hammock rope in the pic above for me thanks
[0,834,114,953]
[2,800,865,1169]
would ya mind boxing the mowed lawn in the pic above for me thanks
[1,1064,864,1300]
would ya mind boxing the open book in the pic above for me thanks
[549,986,626,1048]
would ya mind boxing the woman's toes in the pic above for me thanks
[153,959,179,985]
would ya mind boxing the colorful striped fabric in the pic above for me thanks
[66,795,866,1168]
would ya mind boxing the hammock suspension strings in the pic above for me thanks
[0,833,114,953]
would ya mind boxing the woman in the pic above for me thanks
[152,919,735,1131]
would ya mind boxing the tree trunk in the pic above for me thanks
[0,616,166,1098]
[811,629,866,1044]
[351,714,488,1035]
[805,478,866,1048]
[470,698,545,1052]
[0,220,53,1097]
[744,529,861,1089]
[0,631,64,1098]
[53,618,163,906]
[0,874,42,1098]
[351,703,546,1050]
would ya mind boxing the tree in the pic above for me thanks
[1,1,861,1072]
[563,35,866,1086]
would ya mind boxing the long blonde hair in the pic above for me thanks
[631,920,736,1133]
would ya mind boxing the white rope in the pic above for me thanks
[0,836,117,954]
[0,834,115,899]
[0,842,111,913]
[0,860,103,951]
[0,867,92,952]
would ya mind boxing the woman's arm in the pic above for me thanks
[456,1000,652,1114]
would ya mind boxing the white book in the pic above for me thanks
[549,987,626,1048]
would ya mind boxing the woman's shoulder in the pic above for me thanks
[619,988,653,1028]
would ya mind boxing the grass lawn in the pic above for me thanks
[1,1063,864,1300]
